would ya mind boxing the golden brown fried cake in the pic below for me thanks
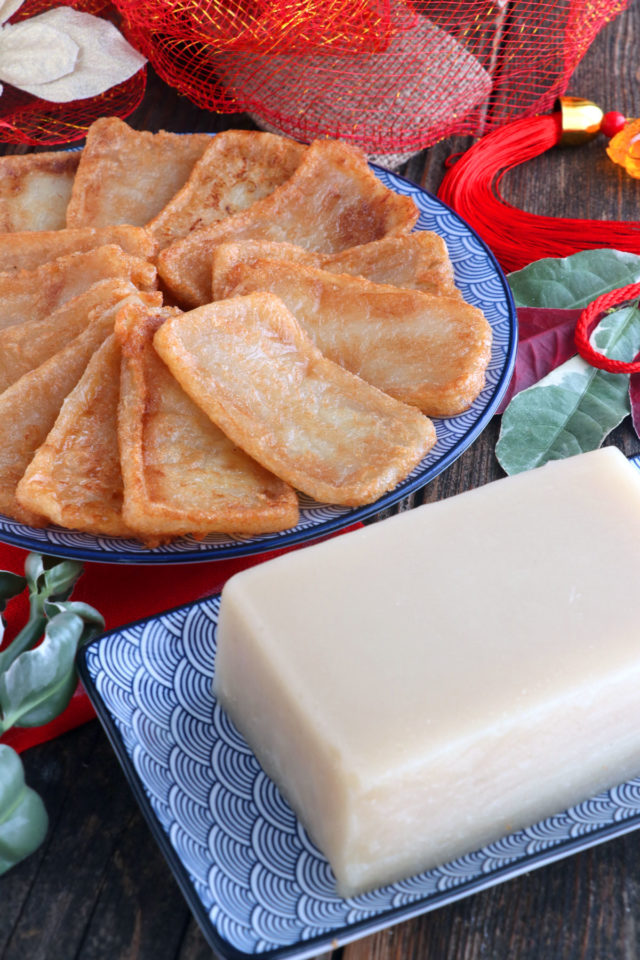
[215,260,492,416]
[0,245,157,332]
[115,300,299,539]
[15,335,137,538]
[148,130,307,250]
[157,138,420,306]
[0,291,156,526]
[0,225,156,273]
[0,278,144,394]
[211,241,321,295]
[153,292,436,506]
[321,233,460,297]
[66,118,212,228]
[0,150,80,232]
[211,233,460,300]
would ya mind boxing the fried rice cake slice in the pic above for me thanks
[15,334,137,538]
[147,130,307,250]
[322,232,461,298]
[157,138,419,307]
[215,260,492,416]
[0,225,156,273]
[153,292,436,507]
[0,150,80,232]
[0,290,160,526]
[66,118,212,228]
[0,244,157,331]
[0,278,144,394]
[115,300,299,539]
[211,232,460,300]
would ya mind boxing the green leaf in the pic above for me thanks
[24,553,46,592]
[0,571,29,653]
[496,305,640,474]
[0,571,27,608]
[43,600,104,647]
[43,559,83,601]
[24,554,83,601]
[508,249,640,309]
[0,745,48,875]
[0,556,97,731]
[0,612,83,730]
[0,615,46,676]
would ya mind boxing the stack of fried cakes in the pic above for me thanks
[1,118,492,544]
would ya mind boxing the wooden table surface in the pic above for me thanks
[2,3,640,958]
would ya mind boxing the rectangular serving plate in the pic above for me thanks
[78,475,640,960]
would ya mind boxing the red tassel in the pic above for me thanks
[437,114,640,273]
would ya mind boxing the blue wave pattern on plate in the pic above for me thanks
[83,585,640,957]
[0,171,515,563]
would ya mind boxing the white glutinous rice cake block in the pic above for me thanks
[213,447,640,896]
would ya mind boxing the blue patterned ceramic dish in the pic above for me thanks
[78,484,640,960]
[0,168,516,563]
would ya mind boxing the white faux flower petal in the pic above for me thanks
[1,7,146,103]
[0,19,79,87]
[0,0,25,28]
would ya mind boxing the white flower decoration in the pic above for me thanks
[0,0,146,102]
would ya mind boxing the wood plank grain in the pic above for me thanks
[342,829,640,960]
[2,726,194,960]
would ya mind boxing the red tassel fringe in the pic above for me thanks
[437,114,640,274]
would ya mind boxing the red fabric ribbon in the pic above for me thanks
[0,529,360,753]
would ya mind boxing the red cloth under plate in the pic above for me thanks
[0,529,359,753]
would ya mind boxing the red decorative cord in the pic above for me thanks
[574,283,640,372]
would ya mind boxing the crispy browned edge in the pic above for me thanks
[147,130,307,249]
[11,290,162,532]
[152,292,436,506]
[14,335,138,537]
[210,234,460,301]
[65,118,212,227]
[157,138,420,307]
[0,247,158,336]
[115,299,300,539]
[0,226,157,273]
[0,291,142,526]
[0,277,142,393]
[0,151,80,232]
[215,258,493,417]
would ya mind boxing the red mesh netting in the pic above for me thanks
[114,0,629,156]
[0,0,146,146]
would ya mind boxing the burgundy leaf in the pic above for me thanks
[629,362,640,440]
[497,307,582,413]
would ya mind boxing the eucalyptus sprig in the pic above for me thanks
[0,554,83,676]
[0,553,104,876]
[0,743,48,875]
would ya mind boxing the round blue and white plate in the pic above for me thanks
[1,169,516,563]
